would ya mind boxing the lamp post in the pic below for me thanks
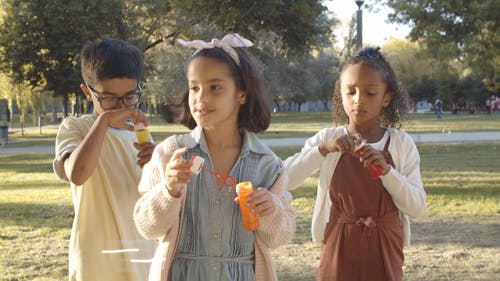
[355,0,364,49]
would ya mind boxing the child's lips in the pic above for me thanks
[196,108,212,116]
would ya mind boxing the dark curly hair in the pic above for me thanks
[332,47,408,128]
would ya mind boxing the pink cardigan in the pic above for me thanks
[134,136,296,281]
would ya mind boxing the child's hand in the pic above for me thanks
[164,147,192,197]
[100,108,148,130]
[355,145,391,175]
[319,133,362,156]
[247,188,276,217]
[134,142,156,168]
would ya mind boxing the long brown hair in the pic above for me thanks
[178,47,271,133]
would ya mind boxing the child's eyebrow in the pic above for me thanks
[206,78,225,83]
[94,88,140,97]
[189,78,226,84]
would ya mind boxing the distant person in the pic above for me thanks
[53,38,156,281]
[134,34,295,281]
[489,95,497,115]
[485,97,491,115]
[434,97,443,119]
[284,47,426,281]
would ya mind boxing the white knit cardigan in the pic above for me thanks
[285,126,426,245]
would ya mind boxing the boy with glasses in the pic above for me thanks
[53,38,155,281]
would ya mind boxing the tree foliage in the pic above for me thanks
[371,0,500,92]
[168,0,331,56]
[0,0,335,118]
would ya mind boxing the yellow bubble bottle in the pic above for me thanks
[236,181,260,231]
[135,123,151,144]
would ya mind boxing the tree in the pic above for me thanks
[0,0,134,118]
[0,72,14,123]
[371,0,500,92]
[168,0,331,56]
[0,0,335,120]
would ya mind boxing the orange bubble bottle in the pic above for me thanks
[236,181,260,231]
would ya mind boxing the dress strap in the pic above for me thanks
[383,134,391,152]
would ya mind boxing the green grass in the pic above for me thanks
[0,153,71,281]
[271,143,500,281]
[1,113,500,280]
[3,112,500,146]
[266,112,500,138]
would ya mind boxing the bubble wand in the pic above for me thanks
[190,155,237,187]
[344,128,386,179]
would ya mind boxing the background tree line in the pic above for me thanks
[0,0,498,129]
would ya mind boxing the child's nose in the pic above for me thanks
[353,91,361,104]
[115,99,126,109]
[198,88,209,101]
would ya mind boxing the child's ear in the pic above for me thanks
[383,91,394,107]
[80,84,93,101]
[238,91,246,105]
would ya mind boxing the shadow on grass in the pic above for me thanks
[0,202,73,230]
[277,262,317,281]
[0,153,54,173]
[1,180,66,191]
[411,218,500,248]
[424,186,500,196]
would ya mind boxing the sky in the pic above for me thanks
[325,1,411,48]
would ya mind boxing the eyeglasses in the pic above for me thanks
[86,83,142,110]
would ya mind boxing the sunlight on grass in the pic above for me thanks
[6,112,500,143]
[1,136,499,280]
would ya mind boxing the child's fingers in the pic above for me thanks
[165,165,191,185]
[254,200,276,217]
[337,135,356,153]
[136,143,156,167]
[247,188,276,216]
[359,147,386,167]
[133,109,148,126]
[169,147,189,162]
[136,142,155,156]
[165,147,192,190]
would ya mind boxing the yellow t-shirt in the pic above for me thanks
[53,115,155,281]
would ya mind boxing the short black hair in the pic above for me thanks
[178,47,271,133]
[80,38,143,86]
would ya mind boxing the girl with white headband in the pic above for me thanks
[134,33,295,281]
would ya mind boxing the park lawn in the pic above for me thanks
[3,112,500,147]
[271,143,500,281]
[1,142,499,280]
[267,112,500,137]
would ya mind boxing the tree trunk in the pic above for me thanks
[7,97,13,125]
[51,97,57,124]
[63,95,69,117]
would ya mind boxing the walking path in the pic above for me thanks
[1,131,500,154]
[263,131,500,147]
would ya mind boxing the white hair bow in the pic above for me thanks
[177,33,253,67]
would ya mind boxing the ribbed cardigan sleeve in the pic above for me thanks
[254,172,296,281]
[134,136,184,241]
[255,172,296,249]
